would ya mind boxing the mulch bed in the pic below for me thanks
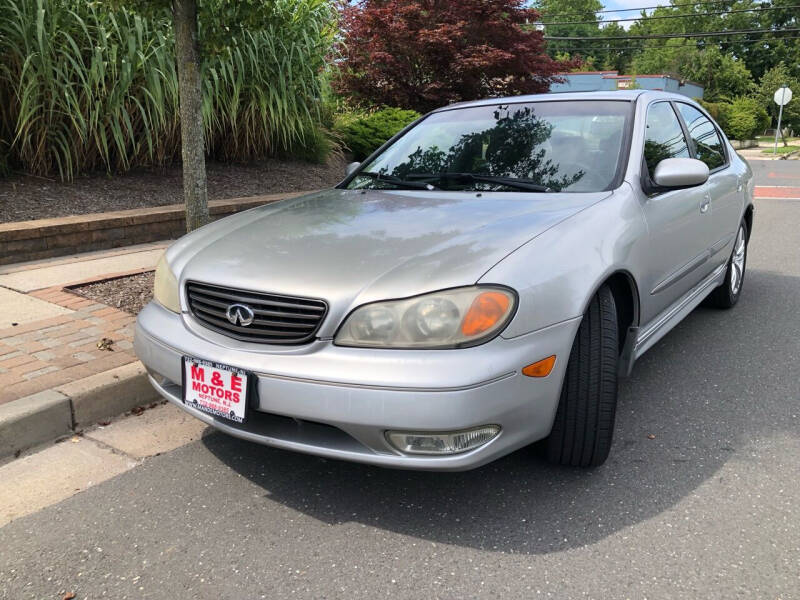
[71,271,155,315]
[0,154,348,223]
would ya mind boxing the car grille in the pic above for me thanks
[185,281,327,345]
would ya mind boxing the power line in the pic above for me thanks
[537,0,768,18]
[536,4,797,26]
[556,34,800,51]
[544,26,800,40]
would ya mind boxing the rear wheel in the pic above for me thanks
[704,220,748,309]
[546,284,619,467]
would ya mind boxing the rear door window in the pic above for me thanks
[676,103,726,170]
[643,102,690,180]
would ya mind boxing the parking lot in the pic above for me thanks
[1,160,799,599]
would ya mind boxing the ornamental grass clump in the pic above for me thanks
[0,0,336,180]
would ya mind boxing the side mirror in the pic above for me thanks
[653,157,709,188]
[345,162,361,177]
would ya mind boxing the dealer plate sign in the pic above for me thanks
[183,357,248,423]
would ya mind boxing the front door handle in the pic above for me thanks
[700,196,710,214]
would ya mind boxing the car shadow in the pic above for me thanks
[202,267,800,555]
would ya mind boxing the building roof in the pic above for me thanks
[559,71,703,88]
[435,89,699,112]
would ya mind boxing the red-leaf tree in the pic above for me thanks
[336,0,571,113]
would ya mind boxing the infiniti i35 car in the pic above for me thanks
[135,90,754,470]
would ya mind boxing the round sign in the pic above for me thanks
[774,87,793,106]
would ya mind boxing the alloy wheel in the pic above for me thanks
[730,225,746,295]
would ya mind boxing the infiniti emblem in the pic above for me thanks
[226,303,255,327]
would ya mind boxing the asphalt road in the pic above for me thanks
[749,157,800,187]
[1,161,799,599]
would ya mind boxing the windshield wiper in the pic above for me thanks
[407,172,551,192]
[357,171,438,190]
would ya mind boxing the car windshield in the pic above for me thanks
[347,100,631,193]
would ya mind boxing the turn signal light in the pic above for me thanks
[522,355,556,378]
[461,291,511,336]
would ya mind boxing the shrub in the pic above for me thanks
[756,63,800,139]
[336,0,570,114]
[337,108,421,161]
[0,0,337,180]
[724,97,769,140]
[723,105,757,141]
[698,97,768,141]
[697,100,726,123]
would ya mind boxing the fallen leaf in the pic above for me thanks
[131,406,145,416]
[63,593,76,600]
[96,337,114,351]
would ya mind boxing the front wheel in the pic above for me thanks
[545,284,619,467]
[704,220,748,309]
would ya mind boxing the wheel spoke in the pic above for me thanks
[729,225,746,295]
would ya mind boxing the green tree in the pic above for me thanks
[537,0,638,72]
[536,0,603,60]
[756,63,800,145]
[633,45,754,101]
[599,22,634,72]
[627,1,758,101]
[739,0,800,82]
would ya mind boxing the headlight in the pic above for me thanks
[153,253,181,313]
[335,286,516,349]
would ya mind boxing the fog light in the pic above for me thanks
[386,426,500,455]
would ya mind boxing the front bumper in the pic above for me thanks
[134,302,580,471]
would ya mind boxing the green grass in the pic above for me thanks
[761,144,800,155]
[757,135,798,144]
[0,0,337,180]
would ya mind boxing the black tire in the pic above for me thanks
[546,284,619,467]
[703,220,748,309]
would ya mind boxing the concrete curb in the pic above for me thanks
[0,391,72,459]
[0,361,159,459]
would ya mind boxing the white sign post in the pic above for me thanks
[773,86,793,155]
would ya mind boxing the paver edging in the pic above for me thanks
[0,191,313,264]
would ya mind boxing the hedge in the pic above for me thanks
[336,107,421,161]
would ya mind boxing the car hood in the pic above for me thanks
[168,188,611,337]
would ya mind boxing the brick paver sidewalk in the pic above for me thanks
[0,289,137,404]
[0,244,162,406]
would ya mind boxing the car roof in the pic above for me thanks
[433,90,697,112]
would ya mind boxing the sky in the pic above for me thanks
[600,0,656,29]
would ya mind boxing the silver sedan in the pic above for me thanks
[135,90,754,470]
